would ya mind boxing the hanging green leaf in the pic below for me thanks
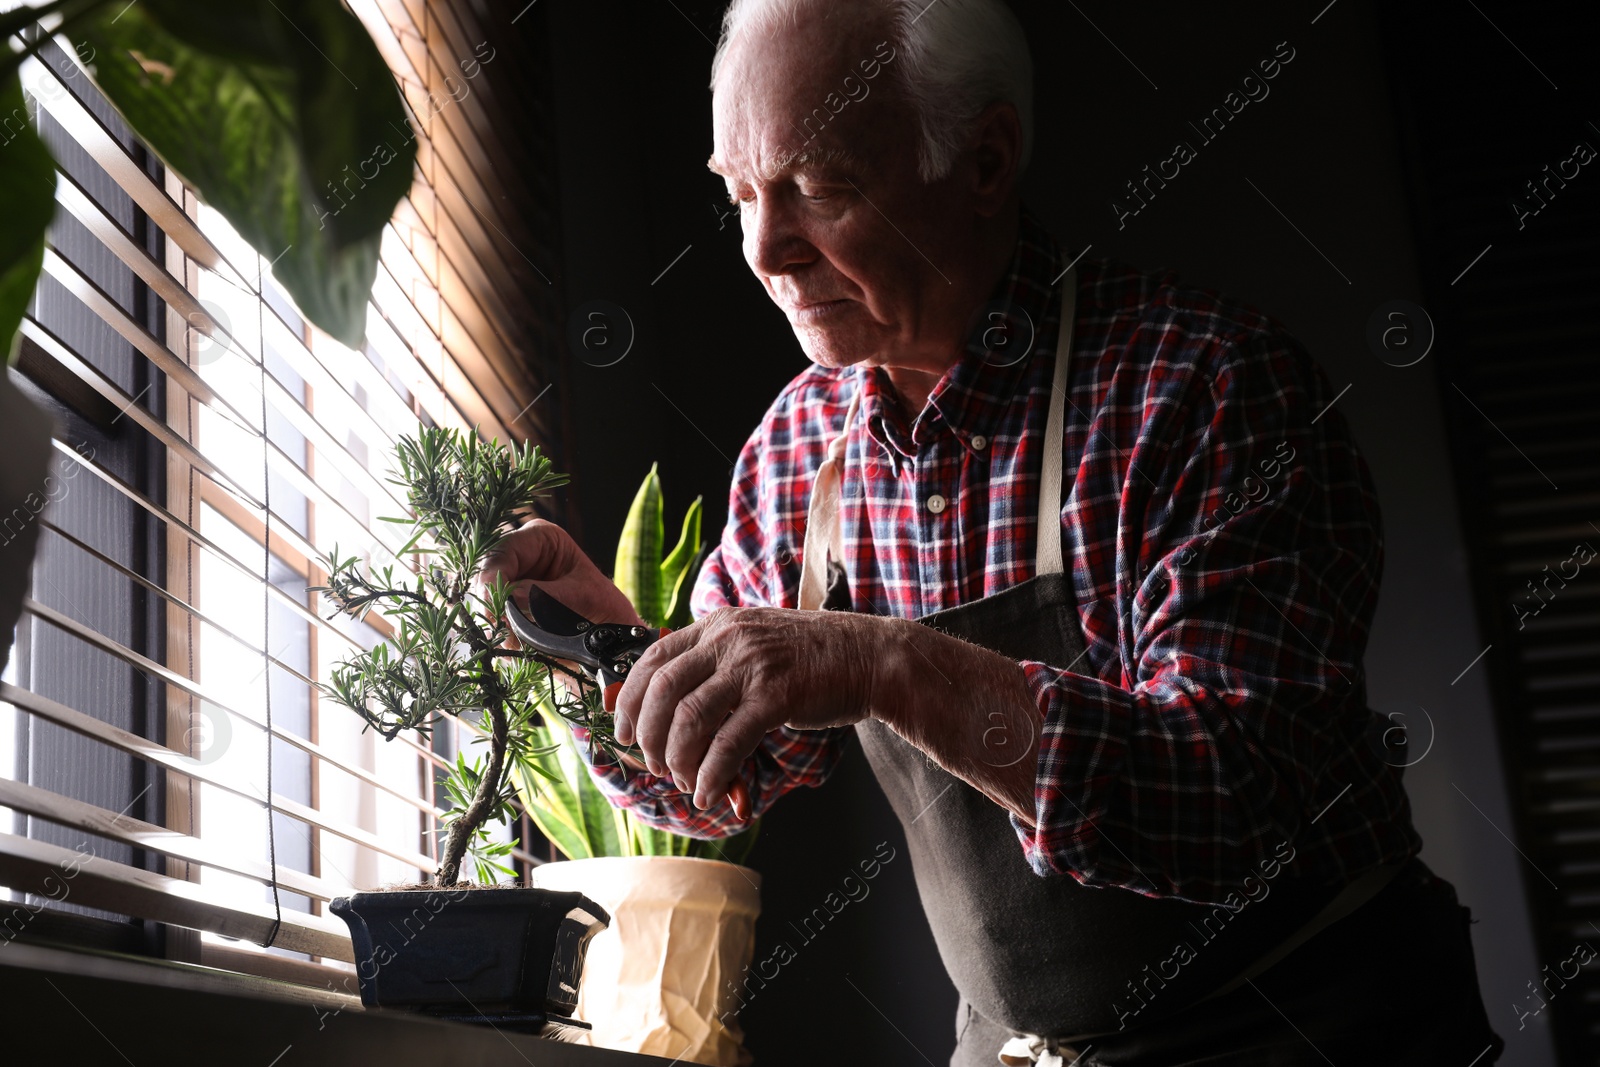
[74,0,416,347]
[614,463,665,626]
[0,71,56,362]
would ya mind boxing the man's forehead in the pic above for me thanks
[707,144,864,182]
[708,4,895,183]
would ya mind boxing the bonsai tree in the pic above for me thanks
[513,466,759,865]
[314,428,624,887]
[315,432,757,886]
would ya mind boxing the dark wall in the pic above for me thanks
[536,2,1559,1064]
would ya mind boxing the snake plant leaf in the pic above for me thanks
[632,819,681,858]
[0,72,56,362]
[665,545,706,630]
[695,818,761,866]
[569,733,625,858]
[74,0,415,347]
[614,463,665,627]
[658,494,701,589]
[513,708,598,860]
[660,495,703,629]
[546,702,626,859]
[514,755,593,862]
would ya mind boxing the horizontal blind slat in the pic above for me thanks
[38,431,408,668]
[19,599,448,818]
[51,170,416,513]
[41,247,262,439]
[0,776,342,902]
[20,319,265,513]
[36,252,419,567]
[30,50,506,450]
[0,831,353,961]
[0,683,437,873]
[23,53,247,286]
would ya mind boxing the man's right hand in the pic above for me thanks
[480,519,651,774]
[478,519,644,628]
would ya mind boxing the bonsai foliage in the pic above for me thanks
[3,0,414,357]
[512,466,760,866]
[315,429,625,887]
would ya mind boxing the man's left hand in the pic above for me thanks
[613,606,877,809]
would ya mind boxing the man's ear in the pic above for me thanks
[966,100,1023,217]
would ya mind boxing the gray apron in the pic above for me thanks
[796,271,1400,1065]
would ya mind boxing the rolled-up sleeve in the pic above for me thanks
[1012,331,1413,903]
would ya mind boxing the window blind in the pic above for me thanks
[2,0,563,984]
[1378,2,1599,1060]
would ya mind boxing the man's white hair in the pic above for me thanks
[710,0,1033,183]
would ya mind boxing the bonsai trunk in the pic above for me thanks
[435,703,510,886]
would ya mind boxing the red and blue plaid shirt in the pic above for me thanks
[582,208,1421,904]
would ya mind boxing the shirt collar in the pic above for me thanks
[858,206,1066,461]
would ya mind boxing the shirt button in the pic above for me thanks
[926,493,947,514]
[971,435,988,451]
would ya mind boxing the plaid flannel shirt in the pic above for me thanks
[579,207,1422,904]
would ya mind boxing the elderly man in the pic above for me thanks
[488,0,1505,1063]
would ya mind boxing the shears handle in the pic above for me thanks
[598,625,672,711]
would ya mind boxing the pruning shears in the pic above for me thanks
[504,582,669,711]
[504,585,751,821]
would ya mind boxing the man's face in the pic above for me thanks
[710,11,971,372]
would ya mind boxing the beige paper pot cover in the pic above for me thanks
[530,855,762,1067]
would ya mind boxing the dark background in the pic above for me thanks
[522,1,1598,1063]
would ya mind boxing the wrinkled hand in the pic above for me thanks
[614,606,877,810]
[478,519,642,629]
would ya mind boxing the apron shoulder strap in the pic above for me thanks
[798,386,861,611]
[1036,269,1078,578]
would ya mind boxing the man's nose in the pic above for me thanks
[745,197,814,278]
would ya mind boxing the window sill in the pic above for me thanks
[0,939,679,1065]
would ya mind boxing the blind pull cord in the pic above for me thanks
[257,294,283,952]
